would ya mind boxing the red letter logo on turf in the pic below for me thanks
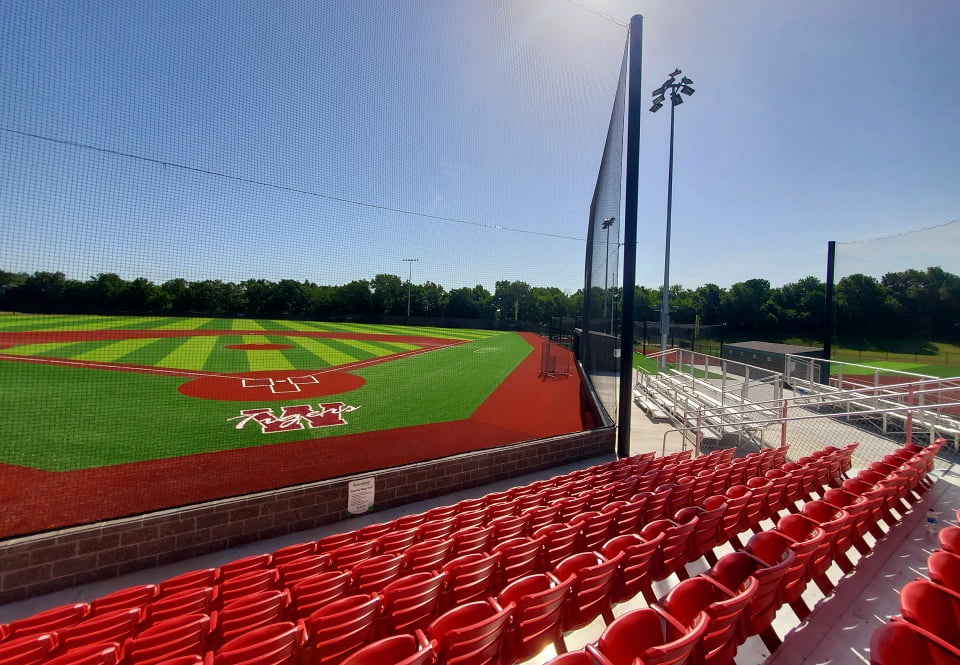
[229,402,359,433]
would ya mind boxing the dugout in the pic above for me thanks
[722,341,823,375]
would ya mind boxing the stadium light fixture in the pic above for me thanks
[649,69,695,369]
[402,258,418,322]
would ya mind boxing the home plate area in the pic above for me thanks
[177,368,366,402]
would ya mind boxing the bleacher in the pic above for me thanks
[0,438,951,665]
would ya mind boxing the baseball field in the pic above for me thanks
[0,315,587,537]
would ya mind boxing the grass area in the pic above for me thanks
[0,316,530,470]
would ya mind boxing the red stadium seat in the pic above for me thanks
[56,607,140,652]
[571,511,616,553]
[5,602,89,639]
[210,621,304,665]
[214,589,291,648]
[289,571,352,620]
[541,652,595,665]
[143,587,216,626]
[219,553,272,581]
[551,550,625,631]
[929,550,960,593]
[491,536,546,587]
[330,540,378,569]
[271,541,317,566]
[585,606,709,665]
[440,552,501,608]
[496,573,573,661]
[340,634,436,665]
[276,554,332,588]
[125,614,211,665]
[601,531,664,605]
[376,528,420,555]
[659,574,759,665]
[157,569,219,599]
[940,526,960,555]
[219,568,281,605]
[450,526,495,557]
[350,553,404,593]
[0,631,57,665]
[490,513,530,543]
[378,572,446,636]
[43,643,121,665]
[640,513,698,582]
[535,523,582,571]
[870,619,960,665]
[403,538,453,574]
[300,594,381,665]
[899,578,960,647]
[89,584,158,616]
[425,600,513,665]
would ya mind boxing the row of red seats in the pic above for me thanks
[536,439,943,665]
[871,506,960,664]
[0,445,793,665]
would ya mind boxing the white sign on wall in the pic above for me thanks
[347,477,375,514]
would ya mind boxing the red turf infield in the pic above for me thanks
[0,333,588,537]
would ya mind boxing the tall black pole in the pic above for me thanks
[824,240,836,359]
[617,15,643,458]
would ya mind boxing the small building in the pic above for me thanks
[722,340,823,375]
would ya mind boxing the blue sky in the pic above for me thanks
[1,1,958,294]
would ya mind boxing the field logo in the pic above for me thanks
[229,402,360,433]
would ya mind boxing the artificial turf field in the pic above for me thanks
[0,315,587,537]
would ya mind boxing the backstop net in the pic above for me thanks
[578,42,628,424]
[832,220,960,376]
[0,2,630,537]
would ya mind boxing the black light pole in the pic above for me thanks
[650,69,694,369]
[402,258,418,323]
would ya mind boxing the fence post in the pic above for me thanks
[905,385,914,445]
[780,399,788,447]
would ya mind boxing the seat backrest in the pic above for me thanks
[219,569,280,605]
[441,552,502,607]
[157,569,219,597]
[940,527,960,556]
[492,536,545,586]
[213,622,301,665]
[276,554,332,588]
[899,578,960,644]
[339,634,435,665]
[379,571,446,634]
[90,584,158,615]
[497,574,573,661]
[42,642,121,665]
[303,595,381,665]
[534,523,581,570]
[450,526,495,557]
[125,613,210,665]
[403,538,453,574]
[7,602,90,638]
[591,607,707,665]
[271,541,317,566]
[144,587,216,626]
[217,590,290,646]
[377,528,421,555]
[428,601,513,665]
[331,540,378,569]
[870,619,960,665]
[289,570,351,619]
[350,553,404,593]
[219,554,272,581]
[929,550,960,594]
[56,607,141,652]
[0,631,56,665]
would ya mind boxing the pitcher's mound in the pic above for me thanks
[179,369,366,402]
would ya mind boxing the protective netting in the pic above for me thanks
[832,220,960,371]
[0,1,630,536]
[578,41,628,424]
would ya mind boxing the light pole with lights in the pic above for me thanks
[650,68,694,368]
[402,258,418,322]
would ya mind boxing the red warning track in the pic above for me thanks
[0,333,587,537]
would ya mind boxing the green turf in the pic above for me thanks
[0,316,530,470]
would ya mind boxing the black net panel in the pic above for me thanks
[579,41,628,423]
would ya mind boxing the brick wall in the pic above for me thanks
[0,426,614,604]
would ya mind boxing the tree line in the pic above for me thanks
[1,266,957,340]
